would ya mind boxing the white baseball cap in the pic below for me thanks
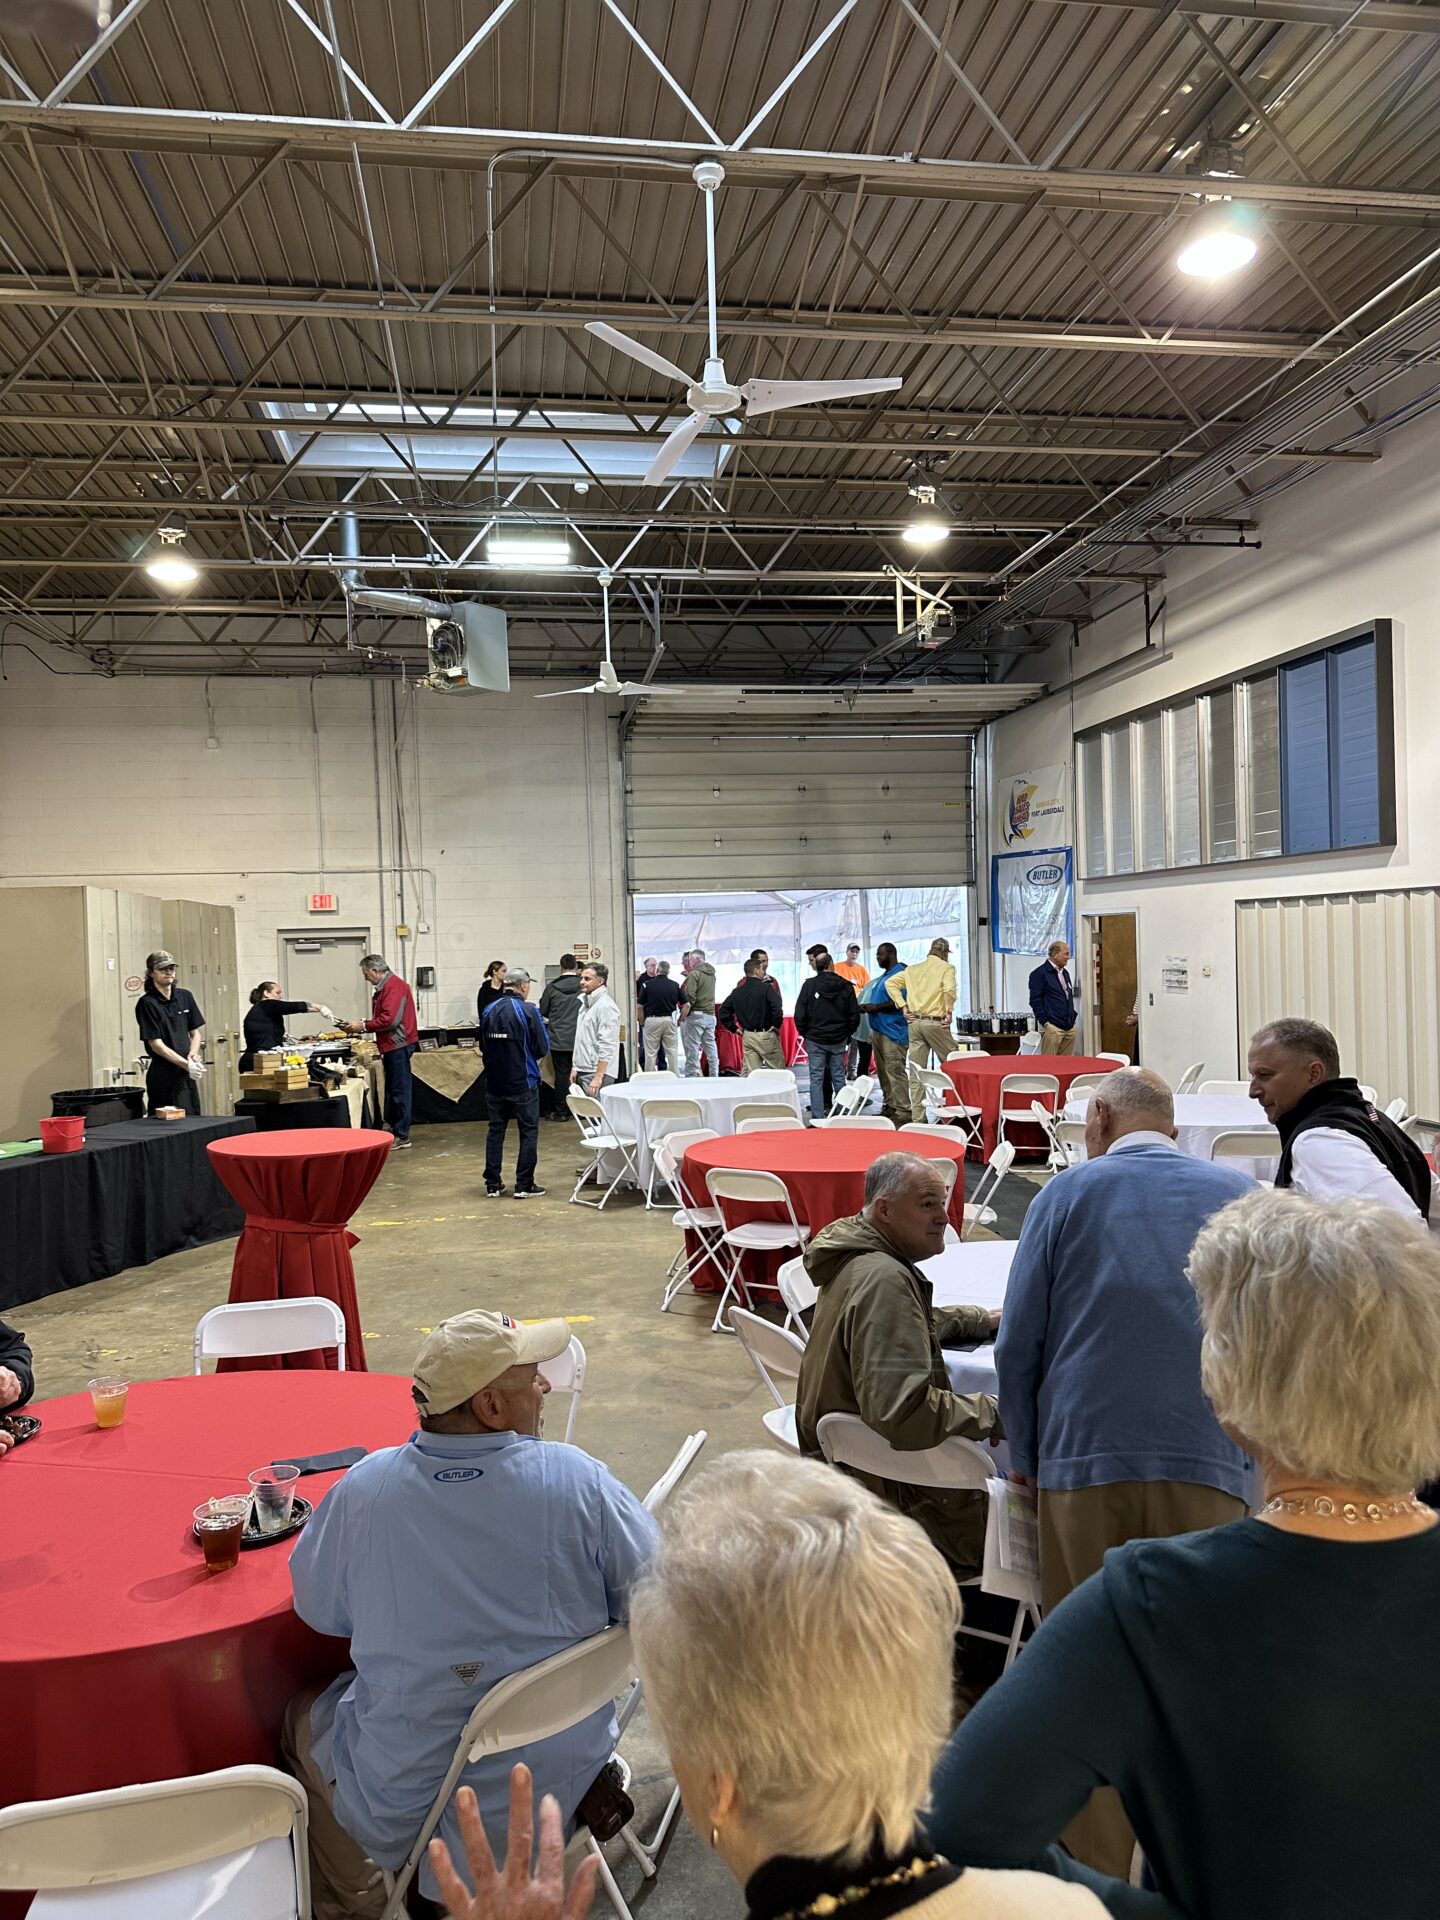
[412,1309,570,1416]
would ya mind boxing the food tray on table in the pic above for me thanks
[191,1494,313,1549]
[2,1412,40,1444]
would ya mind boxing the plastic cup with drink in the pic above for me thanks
[194,1495,250,1573]
[248,1464,301,1534]
[88,1378,129,1428]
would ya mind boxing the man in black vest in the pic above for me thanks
[1247,1017,1431,1225]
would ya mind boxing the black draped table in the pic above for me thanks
[0,1114,255,1311]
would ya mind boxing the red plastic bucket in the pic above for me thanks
[40,1115,85,1154]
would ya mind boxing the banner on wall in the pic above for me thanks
[999,764,1067,848]
[991,847,1074,956]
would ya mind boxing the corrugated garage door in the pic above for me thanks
[625,688,1033,893]
[1236,887,1440,1118]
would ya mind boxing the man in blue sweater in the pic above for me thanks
[997,1065,1252,1877]
[478,968,551,1199]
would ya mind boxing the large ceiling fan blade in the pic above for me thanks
[584,322,693,388]
[533,685,596,699]
[740,375,903,419]
[644,410,709,485]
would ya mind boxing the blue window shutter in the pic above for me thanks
[1328,638,1380,846]
[1280,657,1332,854]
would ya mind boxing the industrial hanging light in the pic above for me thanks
[143,523,200,592]
[902,482,949,550]
[1177,136,1260,280]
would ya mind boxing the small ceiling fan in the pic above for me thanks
[585,161,902,485]
[534,572,655,698]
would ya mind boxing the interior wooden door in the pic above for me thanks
[1098,914,1139,1060]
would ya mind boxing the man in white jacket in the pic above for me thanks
[571,962,621,1097]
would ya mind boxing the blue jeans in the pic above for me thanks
[485,1085,540,1191]
[682,1011,719,1077]
[807,1042,848,1119]
[382,1043,415,1141]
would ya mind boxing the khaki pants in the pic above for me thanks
[281,1687,388,1920]
[1040,1023,1076,1056]
[1038,1481,1246,1879]
[905,1018,955,1120]
[742,1030,785,1073]
[870,1031,909,1121]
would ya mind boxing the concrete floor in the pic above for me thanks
[19,1115,1043,1917]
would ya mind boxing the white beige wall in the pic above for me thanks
[0,669,628,1034]
[984,402,1440,1087]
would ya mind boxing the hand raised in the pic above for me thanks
[428,1769,598,1920]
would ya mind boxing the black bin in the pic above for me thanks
[50,1087,145,1127]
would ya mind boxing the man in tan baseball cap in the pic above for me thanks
[412,1309,571,1433]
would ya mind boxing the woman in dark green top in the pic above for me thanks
[928,1187,1440,1920]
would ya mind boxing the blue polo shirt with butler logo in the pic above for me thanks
[290,1426,657,1896]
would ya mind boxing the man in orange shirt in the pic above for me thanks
[835,943,872,1080]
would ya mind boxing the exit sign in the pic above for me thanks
[308,892,338,913]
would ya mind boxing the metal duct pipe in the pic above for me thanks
[337,509,451,620]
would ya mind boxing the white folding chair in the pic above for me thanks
[731,1101,800,1129]
[1057,1117,1087,1165]
[776,1255,817,1340]
[736,1114,804,1134]
[1097,1050,1131,1065]
[1175,1061,1206,1095]
[537,1335,587,1446]
[652,1128,724,1311]
[704,1167,811,1334]
[997,1074,1059,1153]
[638,1097,704,1209]
[642,1432,707,1514]
[1017,1033,1041,1055]
[732,1307,805,1452]
[193,1297,346,1373]
[1198,1079,1252,1096]
[1386,1096,1408,1123]
[1029,1099,1074,1172]
[906,1064,984,1150]
[567,1091,640,1210]
[378,1626,680,1920]
[1208,1130,1281,1167]
[742,1068,796,1092]
[1065,1072,1109,1096]
[900,1121,973,1143]
[0,1766,310,1920]
[627,1068,668,1079]
[819,1115,896,1131]
[822,1075,873,1121]
[1359,1084,1378,1105]
[964,1141,1015,1239]
[816,1415,1037,1669]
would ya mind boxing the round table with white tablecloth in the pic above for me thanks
[1062,1091,1278,1175]
[596,1071,802,1188]
[921,1239,1015,1398]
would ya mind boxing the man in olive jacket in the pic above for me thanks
[796,1151,1002,1580]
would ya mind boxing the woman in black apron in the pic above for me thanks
[241,981,333,1072]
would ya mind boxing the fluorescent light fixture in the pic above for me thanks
[486,533,572,568]
[1177,204,1260,279]
[902,482,949,549]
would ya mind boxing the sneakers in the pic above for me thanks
[485,1185,508,1199]
[392,1137,413,1149]
[514,1185,547,1199]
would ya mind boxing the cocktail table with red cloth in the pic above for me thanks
[942,1054,1114,1157]
[0,1370,415,1916]
[713,1015,804,1075]
[207,1129,392,1372]
[680,1129,967,1294]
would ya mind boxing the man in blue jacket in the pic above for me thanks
[1028,938,1078,1054]
[478,968,550,1199]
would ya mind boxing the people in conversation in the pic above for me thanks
[240,980,333,1073]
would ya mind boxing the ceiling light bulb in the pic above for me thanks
[902,514,949,549]
[486,533,572,568]
[1177,215,1259,278]
[144,551,200,590]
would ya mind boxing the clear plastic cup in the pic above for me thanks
[88,1378,129,1428]
[194,1496,250,1573]
[248,1464,301,1534]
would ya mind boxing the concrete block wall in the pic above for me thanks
[0,665,628,1031]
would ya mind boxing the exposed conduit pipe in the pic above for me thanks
[337,510,451,621]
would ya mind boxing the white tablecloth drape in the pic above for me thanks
[597,1073,803,1187]
[1062,1093,1278,1177]
[921,1240,1015,1397]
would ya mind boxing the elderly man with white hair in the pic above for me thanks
[997,1066,1253,1875]
[429,1453,1106,1920]
[930,1189,1440,1920]
[796,1151,1002,1582]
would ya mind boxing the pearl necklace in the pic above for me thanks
[1259,1492,1432,1526]
[770,1855,944,1920]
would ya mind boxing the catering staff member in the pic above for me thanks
[241,981,334,1073]
[135,949,206,1116]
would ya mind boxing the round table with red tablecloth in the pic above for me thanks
[680,1128,967,1295]
[207,1129,392,1371]
[942,1053,1114,1157]
[713,1015,804,1075]
[0,1370,415,1916]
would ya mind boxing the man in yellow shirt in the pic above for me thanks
[834,943,871,1080]
[886,937,958,1122]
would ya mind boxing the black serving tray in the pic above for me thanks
[192,1495,313,1550]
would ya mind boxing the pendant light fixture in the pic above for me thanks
[143,523,200,592]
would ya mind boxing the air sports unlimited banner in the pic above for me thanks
[1000,765,1067,848]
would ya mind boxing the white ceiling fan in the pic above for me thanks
[534,571,655,698]
[585,161,902,485]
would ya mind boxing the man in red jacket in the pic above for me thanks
[346,953,419,1148]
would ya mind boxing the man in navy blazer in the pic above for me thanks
[1028,939,1078,1055]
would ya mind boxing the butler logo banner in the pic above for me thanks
[991,847,1074,955]
[1000,765,1067,847]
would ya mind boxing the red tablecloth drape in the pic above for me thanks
[206,1130,392,1371]
[943,1054,1114,1158]
[714,1015,803,1075]
[680,1129,967,1295]
[0,1371,415,1917]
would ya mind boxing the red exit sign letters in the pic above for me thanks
[308,892,339,913]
